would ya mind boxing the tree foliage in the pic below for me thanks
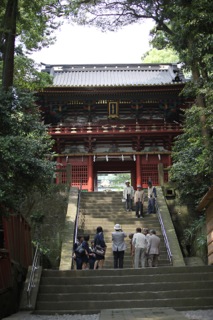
[141,48,179,63]
[0,0,71,87]
[70,0,213,76]
[0,51,53,90]
[0,88,55,215]
[170,103,213,206]
[0,0,69,53]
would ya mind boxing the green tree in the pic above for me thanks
[170,103,213,207]
[0,0,69,88]
[0,51,53,90]
[0,88,55,215]
[142,48,179,63]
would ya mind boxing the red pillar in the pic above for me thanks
[88,156,94,192]
[136,154,142,186]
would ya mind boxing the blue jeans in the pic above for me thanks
[135,201,143,217]
[148,197,156,214]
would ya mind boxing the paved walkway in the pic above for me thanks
[99,308,189,320]
[3,309,213,320]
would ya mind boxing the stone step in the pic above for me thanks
[34,267,213,314]
[37,288,213,302]
[39,279,213,294]
[39,273,212,286]
[77,190,171,268]
[34,297,213,313]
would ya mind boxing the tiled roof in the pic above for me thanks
[43,64,185,87]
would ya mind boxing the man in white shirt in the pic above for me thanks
[123,181,134,211]
[134,185,145,218]
[132,227,148,268]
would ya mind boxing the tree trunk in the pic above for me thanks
[188,37,210,149]
[2,0,18,89]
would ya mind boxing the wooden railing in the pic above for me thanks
[48,122,182,135]
[2,215,32,269]
[0,249,12,291]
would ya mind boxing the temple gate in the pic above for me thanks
[37,63,189,191]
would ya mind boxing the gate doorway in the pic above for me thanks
[96,173,131,192]
[94,160,136,191]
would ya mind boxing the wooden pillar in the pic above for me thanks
[66,164,72,186]
[158,163,164,186]
[136,154,142,186]
[88,156,94,192]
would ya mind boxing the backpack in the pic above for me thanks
[76,243,85,254]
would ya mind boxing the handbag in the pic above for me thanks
[95,244,105,256]
[122,198,126,203]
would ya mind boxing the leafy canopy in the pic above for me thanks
[0,0,71,53]
[170,99,213,206]
[0,88,55,214]
[141,48,179,63]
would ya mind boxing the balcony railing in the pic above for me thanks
[48,122,182,135]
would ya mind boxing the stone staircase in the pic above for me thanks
[34,266,213,314]
[79,191,171,268]
[25,190,213,315]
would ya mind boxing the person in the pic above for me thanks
[147,229,161,267]
[112,224,127,268]
[129,233,134,267]
[88,240,96,270]
[123,180,134,211]
[134,185,145,218]
[147,181,157,214]
[94,226,107,270]
[81,234,90,270]
[132,227,148,268]
[142,228,151,267]
[73,235,84,270]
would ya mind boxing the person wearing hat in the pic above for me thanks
[134,185,145,218]
[112,224,127,268]
[123,180,134,212]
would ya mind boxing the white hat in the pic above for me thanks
[114,224,121,230]
[125,180,129,183]
[137,185,141,188]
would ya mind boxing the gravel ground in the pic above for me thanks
[181,309,213,320]
[9,310,213,320]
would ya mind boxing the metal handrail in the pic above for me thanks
[26,243,40,308]
[72,183,83,269]
[155,199,173,264]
